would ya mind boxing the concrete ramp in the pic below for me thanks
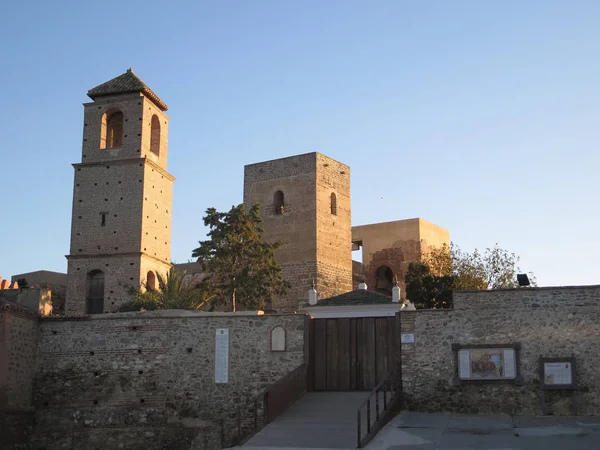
[242,392,368,449]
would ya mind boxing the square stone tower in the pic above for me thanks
[65,69,174,314]
[243,152,352,311]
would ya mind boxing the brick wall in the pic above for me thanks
[31,311,306,449]
[0,304,39,449]
[400,285,600,415]
[66,87,174,315]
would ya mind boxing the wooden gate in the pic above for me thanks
[307,317,398,391]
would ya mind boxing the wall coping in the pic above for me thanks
[40,309,305,321]
[455,284,600,294]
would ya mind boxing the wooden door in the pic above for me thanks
[309,317,397,391]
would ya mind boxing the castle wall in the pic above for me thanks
[31,311,305,450]
[400,285,600,415]
[0,305,39,449]
[315,154,352,299]
[352,218,449,298]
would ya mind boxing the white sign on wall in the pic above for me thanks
[401,333,415,344]
[215,328,229,383]
[544,362,573,386]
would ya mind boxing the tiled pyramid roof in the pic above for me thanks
[314,289,393,306]
[87,68,168,111]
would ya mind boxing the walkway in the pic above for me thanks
[241,392,368,449]
[365,411,600,450]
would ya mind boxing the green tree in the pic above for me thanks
[405,262,453,309]
[424,243,536,290]
[118,267,210,312]
[191,203,289,312]
[406,242,536,308]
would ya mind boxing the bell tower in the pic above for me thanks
[65,69,174,314]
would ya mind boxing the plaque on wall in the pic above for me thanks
[215,328,229,384]
[401,333,415,344]
[539,357,577,390]
[452,343,522,384]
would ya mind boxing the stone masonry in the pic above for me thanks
[243,152,352,312]
[66,69,173,315]
[400,285,600,416]
[0,301,39,449]
[28,311,305,450]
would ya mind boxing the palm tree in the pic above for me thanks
[119,268,213,311]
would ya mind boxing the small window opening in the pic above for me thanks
[330,192,337,215]
[101,110,124,149]
[150,115,161,156]
[274,190,285,215]
[100,213,106,226]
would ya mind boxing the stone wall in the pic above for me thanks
[0,302,39,450]
[31,311,306,449]
[400,285,600,416]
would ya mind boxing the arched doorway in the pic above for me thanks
[147,270,156,290]
[374,265,394,296]
[86,270,105,314]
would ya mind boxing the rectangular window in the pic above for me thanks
[101,213,106,226]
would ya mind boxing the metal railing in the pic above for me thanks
[221,363,307,448]
[356,370,402,448]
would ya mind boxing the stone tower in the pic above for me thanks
[243,152,352,311]
[65,69,174,315]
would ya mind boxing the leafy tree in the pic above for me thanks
[406,242,536,308]
[405,262,453,309]
[191,203,289,312]
[118,267,210,312]
[424,243,536,290]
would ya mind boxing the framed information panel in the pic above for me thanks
[451,343,522,385]
[539,357,577,390]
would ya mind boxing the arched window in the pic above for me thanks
[146,271,156,290]
[330,192,337,215]
[375,265,394,297]
[274,190,285,215]
[150,115,160,156]
[86,270,105,314]
[271,326,286,351]
[101,110,124,149]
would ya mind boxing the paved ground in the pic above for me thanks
[241,392,368,449]
[365,411,600,450]
[238,395,600,450]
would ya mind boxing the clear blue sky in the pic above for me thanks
[1,0,599,287]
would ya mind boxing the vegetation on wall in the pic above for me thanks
[118,268,210,312]
[406,243,536,309]
[192,203,289,312]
